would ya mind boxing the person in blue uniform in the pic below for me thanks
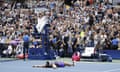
[23,31,30,60]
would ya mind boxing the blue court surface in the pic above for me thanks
[0,58,120,72]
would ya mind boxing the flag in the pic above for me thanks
[36,16,48,33]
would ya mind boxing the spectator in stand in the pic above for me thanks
[0,0,120,58]
[111,36,119,50]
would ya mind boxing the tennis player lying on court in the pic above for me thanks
[33,61,75,68]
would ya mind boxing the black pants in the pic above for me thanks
[23,42,29,59]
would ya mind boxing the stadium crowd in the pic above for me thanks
[0,0,120,57]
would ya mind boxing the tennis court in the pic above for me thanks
[0,58,120,72]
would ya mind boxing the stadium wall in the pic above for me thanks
[102,50,120,59]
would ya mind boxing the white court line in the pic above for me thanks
[103,68,120,72]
